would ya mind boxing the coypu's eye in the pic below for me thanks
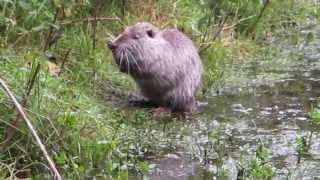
[146,29,155,38]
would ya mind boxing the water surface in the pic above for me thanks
[145,25,320,179]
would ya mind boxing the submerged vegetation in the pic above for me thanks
[0,0,319,179]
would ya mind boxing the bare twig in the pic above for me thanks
[44,8,60,51]
[222,15,255,31]
[60,16,121,26]
[0,118,25,134]
[0,78,62,180]
[121,0,126,20]
[58,48,72,76]
[92,16,98,50]
[212,15,231,42]
[12,16,121,47]
[198,15,255,55]
[25,63,41,97]
[14,161,51,178]
[0,161,15,179]
[246,0,271,36]
[198,9,215,47]
[92,0,104,50]
[199,14,230,54]
[0,62,40,149]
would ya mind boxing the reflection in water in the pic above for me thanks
[145,27,320,179]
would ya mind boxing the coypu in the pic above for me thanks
[107,22,203,112]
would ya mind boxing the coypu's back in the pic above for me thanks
[108,22,203,112]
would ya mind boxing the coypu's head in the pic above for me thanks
[107,22,161,75]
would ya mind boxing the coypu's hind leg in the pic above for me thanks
[168,94,197,113]
[128,92,158,108]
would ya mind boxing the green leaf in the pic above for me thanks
[305,32,314,45]
[311,108,320,124]
[55,151,67,166]
[256,145,269,162]
[17,1,32,11]
[60,112,78,129]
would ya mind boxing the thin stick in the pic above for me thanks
[44,8,60,51]
[60,17,121,26]
[0,78,62,180]
[199,14,230,54]
[121,0,126,20]
[13,16,121,46]
[58,48,72,76]
[221,15,255,31]
[245,0,271,36]
[0,62,40,149]
[92,0,104,50]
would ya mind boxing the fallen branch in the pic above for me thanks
[0,78,62,180]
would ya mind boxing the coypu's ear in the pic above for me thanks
[146,29,156,38]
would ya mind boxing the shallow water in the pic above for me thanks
[143,25,320,180]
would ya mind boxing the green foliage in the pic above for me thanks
[0,0,318,179]
[248,159,274,179]
[311,107,320,125]
[256,144,269,162]
[201,43,226,95]
[247,145,274,179]
[296,136,309,156]
[237,144,275,180]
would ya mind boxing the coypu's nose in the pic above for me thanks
[107,41,116,50]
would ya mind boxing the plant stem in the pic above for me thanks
[0,78,62,180]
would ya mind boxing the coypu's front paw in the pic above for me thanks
[128,92,157,108]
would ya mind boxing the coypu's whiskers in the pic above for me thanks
[119,49,124,70]
[124,49,130,74]
[128,49,141,73]
[134,44,143,61]
[130,44,143,72]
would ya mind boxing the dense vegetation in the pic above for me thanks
[0,0,319,179]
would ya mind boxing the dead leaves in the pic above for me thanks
[45,49,71,76]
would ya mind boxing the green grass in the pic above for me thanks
[0,27,182,178]
[0,27,151,178]
[0,0,319,179]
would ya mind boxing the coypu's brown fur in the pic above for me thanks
[108,22,203,112]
